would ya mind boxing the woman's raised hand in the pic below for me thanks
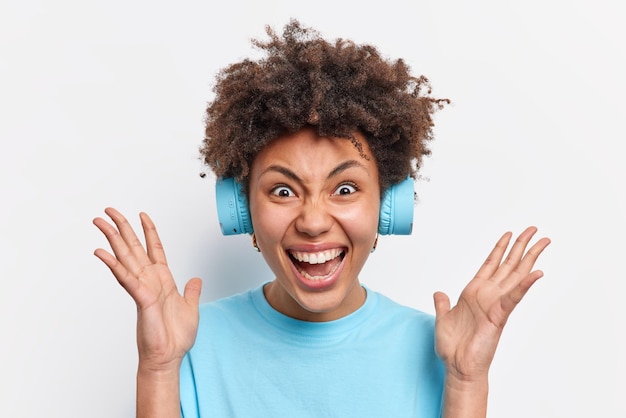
[433,226,550,384]
[93,207,202,371]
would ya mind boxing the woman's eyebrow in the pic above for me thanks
[262,165,302,182]
[327,160,365,179]
[261,160,366,182]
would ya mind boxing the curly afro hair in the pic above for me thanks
[200,19,448,195]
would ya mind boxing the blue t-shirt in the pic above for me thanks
[180,284,444,417]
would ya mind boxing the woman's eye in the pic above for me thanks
[333,183,357,196]
[271,186,295,197]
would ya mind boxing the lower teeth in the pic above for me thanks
[299,260,341,280]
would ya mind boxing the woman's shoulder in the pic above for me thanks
[198,285,261,317]
[366,287,436,328]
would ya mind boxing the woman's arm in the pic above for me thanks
[93,208,202,418]
[136,365,182,418]
[441,374,488,418]
[434,227,550,418]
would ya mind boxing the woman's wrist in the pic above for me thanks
[136,363,182,418]
[137,356,183,374]
[442,373,489,418]
[137,361,181,380]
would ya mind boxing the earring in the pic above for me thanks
[251,233,261,252]
[371,235,378,253]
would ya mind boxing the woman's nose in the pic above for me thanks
[294,200,333,237]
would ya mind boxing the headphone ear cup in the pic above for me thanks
[378,177,415,235]
[215,178,253,235]
[215,176,412,236]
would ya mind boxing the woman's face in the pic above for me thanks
[248,128,380,322]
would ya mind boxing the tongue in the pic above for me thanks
[295,257,341,278]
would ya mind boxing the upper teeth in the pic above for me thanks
[290,249,342,264]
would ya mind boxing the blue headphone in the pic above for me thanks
[215,177,415,236]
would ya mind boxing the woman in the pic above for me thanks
[93,20,550,418]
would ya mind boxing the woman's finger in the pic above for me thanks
[488,226,538,283]
[433,291,451,319]
[499,236,551,289]
[104,207,152,266]
[140,212,168,266]
[473,231,512,282]
[93,247,141,296]
[183,278,203,306]
[500,269,545,314]
[93,211,145,277]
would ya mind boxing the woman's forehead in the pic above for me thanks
[251,129,377,179]
[255,129,370,162]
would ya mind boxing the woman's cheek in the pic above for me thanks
[334,203,379,239]
[253,203,293,242]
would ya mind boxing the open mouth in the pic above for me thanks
[288,248,346,280]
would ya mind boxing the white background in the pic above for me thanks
[1,0,624,417]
